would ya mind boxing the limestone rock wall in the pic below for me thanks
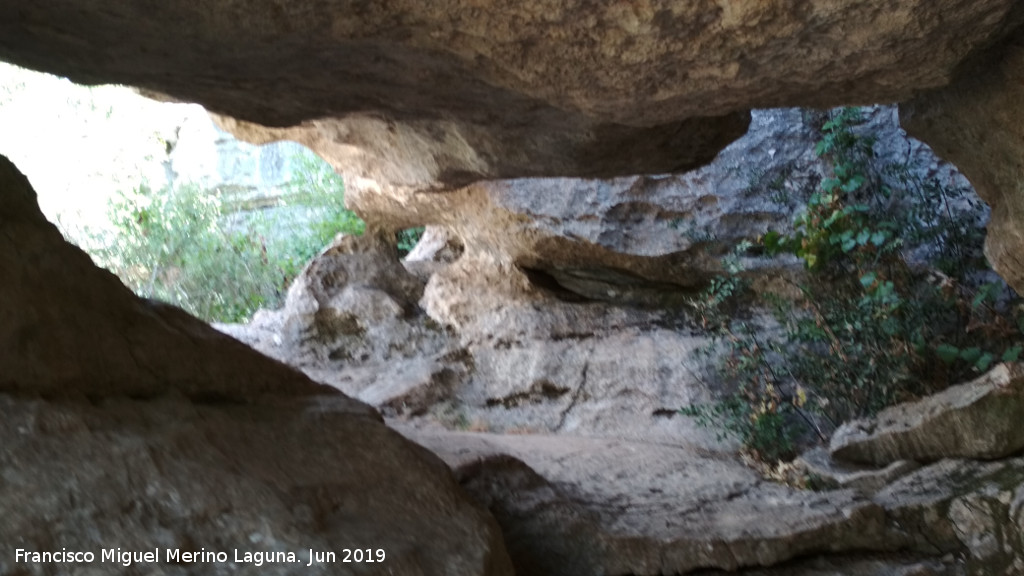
[221,106,981,446]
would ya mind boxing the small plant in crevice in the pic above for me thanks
[681,107,1023,467]
[396,226,425,258]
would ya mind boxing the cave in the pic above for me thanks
[2,3,1024,576]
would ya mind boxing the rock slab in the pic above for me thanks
[0,394,513,576]
[831,363,1024,466]
[2,1,1022,191]
[399,428,893,576]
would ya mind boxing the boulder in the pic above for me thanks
[275,231,431,363]
[0,153,514,576]
[830,363,1024,466]
[0,394,513,576]
[215,231,463,416]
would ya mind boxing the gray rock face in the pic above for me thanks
[0,153,514,576]
[397,426,1024,576]
[220,234,722,445]
[225,112,811,442]
[830,363,1024,466]
[875,457,1024,575]
[221,106,984,447]
[348,107,972,268]
[397,428,892,576]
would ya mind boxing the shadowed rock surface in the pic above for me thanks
[0,154,514,576]
[1,1,1022,193]
[397,428,891,576]
[395,426,1024,576]
[0,394,513,576]
[902,28,1024,293]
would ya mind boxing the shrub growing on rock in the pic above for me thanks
[92,157,365,322]
[684,107,1023,465]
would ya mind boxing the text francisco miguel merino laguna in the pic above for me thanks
[15,547,386,567]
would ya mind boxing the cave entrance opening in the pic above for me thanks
[0,63,432,323]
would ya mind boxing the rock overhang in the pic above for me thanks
[1,0,1023,192]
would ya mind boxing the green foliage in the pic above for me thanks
[683,242,807,462]
[680,394,795,463]
[396,226,425,258]
[283,153,366,258]
[683,107,1022,464]
[93,155,366,323]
